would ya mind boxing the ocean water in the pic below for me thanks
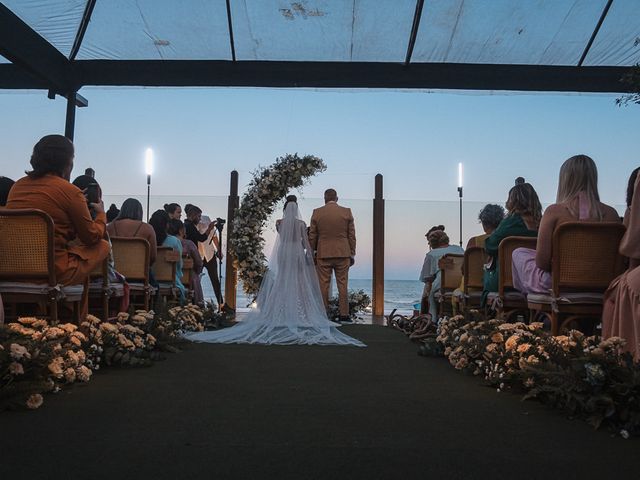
[201,271,422,314]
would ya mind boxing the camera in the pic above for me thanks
[215,217,226,230]
[85,183,100,204]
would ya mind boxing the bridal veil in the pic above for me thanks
[185,202,365,346]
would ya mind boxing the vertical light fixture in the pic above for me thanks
[145,148,153,222]
[457,162,463,247]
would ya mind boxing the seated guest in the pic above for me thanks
[468,204,505,249]
[451,204,505,314]
[512,155,620,295]
[106,203,120,223]
[0,176,14,206]
[419,228,464,321]
[603,170,640,360]
[72,176,129,311]
[149,209,185,303]
[6,135,109,317]
[483,182,541,298]
[168,219,204,305]
[419,225,444,314]
[149,209,169,248]
[107,198,157,265]
[624,167,640,226]
[164,203,182,220]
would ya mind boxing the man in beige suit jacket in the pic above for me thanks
[308,189,356,321]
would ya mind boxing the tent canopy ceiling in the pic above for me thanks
[0,0,638,93]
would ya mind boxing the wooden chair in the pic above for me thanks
[527,222,626,335]
[181,254,194,304]
[462,247,485,311]
[111,237,152,311]
[436,253,464,317]
[89,256,125,320]
[0,208,84,323]
[486,236,538,321]
[154,246,179,303]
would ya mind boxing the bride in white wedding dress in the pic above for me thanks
[185,198,365,347]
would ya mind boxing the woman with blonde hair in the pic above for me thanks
[512,155,620,295]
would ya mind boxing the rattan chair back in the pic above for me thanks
[155,246,177,284]
[111,237,150,282]
[90,258,109,283]
[552,222,625,293]
[440,254,464,290]
[498,236,537,295]
[0,208,55,284]
[463,247,484,292]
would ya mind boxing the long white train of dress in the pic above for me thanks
[185,203,365,347]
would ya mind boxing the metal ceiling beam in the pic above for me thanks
[74,60,632,93]
[225,0,236,61]
[405,0,425,66]
[578,0,613,67]
[0,3,73,91]
[69,0,97,61]
[0,61,632,93]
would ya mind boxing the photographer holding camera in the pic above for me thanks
[184,203,224,308]
[72,173,101,219]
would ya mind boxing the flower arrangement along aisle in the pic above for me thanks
[230,154,327,298]
[0,304,213,410]
[435,314,640,437]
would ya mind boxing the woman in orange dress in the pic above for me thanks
[6,135,109,317]
[602,170,640,361]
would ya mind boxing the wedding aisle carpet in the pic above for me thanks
[1,325,637,479]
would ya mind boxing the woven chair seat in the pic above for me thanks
[527,292,604,305]
[486,291,526,302]
[157,282,177,294]
[487,291,527,313]
[464,291,483,301]
[128,281,155,293]
[487,291,527,301]
[435,290,457,302]
[88,281,125,297]
[0,281,83,300]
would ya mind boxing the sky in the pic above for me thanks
[1,87,638,279]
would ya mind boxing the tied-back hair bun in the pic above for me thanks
[283,194,298,212]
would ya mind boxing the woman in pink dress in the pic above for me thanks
[602,169,640,361]
[512,155,620,295]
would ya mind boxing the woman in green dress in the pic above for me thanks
[482,182,542,303]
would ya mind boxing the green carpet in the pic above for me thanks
[1,325,636,479]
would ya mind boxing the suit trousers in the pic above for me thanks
[204,256,223,306]
[316,257,350,317]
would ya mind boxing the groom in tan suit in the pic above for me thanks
[308,189,356,321]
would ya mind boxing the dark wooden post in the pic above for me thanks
[372,174,385,322]
[64,92,76,141]
[224,170,239,312]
